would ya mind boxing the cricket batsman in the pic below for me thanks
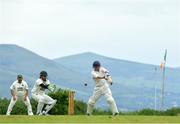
[87,61,119,116]
[6,75,33,115]
[31,71,57,115]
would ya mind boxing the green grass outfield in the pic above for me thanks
[0,115,180,123]
[1,115,180,123]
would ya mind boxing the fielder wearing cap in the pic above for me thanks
[87,61,119,116]
[6,75,33,115]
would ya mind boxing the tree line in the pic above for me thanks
[0,88,180,116]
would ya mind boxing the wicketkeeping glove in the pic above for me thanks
[48,84,56,93]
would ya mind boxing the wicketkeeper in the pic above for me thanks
[6,75,33,115]
[87,61,119,116]
[31,71,57,115]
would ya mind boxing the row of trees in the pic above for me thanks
[1,89,180,115]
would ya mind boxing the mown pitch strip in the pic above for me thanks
[0,115,180,123]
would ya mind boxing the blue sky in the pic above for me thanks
[0,0,179,67]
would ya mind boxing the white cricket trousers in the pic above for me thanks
[32,93,57,114]
[87,84,119,115]
[6,96,33,115]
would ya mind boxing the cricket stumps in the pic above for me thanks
[68,91,75,115]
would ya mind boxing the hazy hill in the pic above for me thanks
[0,44,180,110]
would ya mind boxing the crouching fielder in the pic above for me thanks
[87,61,119,116]
[6,75,33,115]
[31,71,57,115]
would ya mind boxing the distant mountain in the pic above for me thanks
[0,44,180,111]
[54,52,180,110]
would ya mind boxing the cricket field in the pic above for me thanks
[0,115,180,123]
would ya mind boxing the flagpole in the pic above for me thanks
[155,85,157,110]
[161,49,167,110]
[154,67,157,111]
[161,63,165,110]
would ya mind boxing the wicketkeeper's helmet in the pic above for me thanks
[93,61,101,68]
[40,71,48,77]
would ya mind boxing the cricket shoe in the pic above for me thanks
[113,112,119,116]
[86,113,91,116]
[42,111,50,116]
[6,113,10,116]
[28,112,34,116]
[37,112,43,116]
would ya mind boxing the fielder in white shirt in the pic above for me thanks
[31,71,57,115]
[6,75,33,115]
[87,61,119,116]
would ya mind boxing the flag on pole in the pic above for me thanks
[160,49,167,69]
[160,49,167,110]
[160,62,164,69]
